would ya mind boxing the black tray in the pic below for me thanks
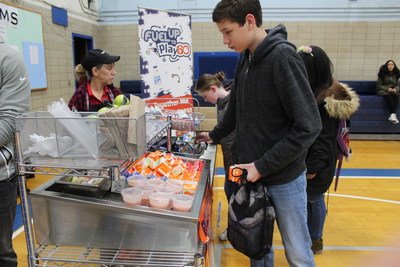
[46,176,111,198]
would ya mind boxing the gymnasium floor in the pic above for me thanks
[12,140,400,266]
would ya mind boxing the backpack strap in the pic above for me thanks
[334,154,344,191]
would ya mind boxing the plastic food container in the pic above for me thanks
[157,184,177,195]
[171,194,194,212]
[165,180,184,194]
[121,188,143,205]
[135,184,157,206]
[149,192,173,210]
[146,178,165,187]
[127,174,147,187]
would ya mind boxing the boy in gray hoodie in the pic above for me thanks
[197,0,321,266]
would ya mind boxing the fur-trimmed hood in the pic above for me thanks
[317,80,360,120]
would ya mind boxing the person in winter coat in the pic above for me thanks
[196,0,322,266]
[195,71,238,241]
[376,60,400,123]
[298,45,360,254]
[68,49,121,111]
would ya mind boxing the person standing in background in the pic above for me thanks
[196,0,322,265]
[195,71,238,241]
[68,49,121,111]
[298,45,359,255]
[376,60,400,124]
[0,43,31,267]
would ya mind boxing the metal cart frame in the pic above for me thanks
[14,111,211,267]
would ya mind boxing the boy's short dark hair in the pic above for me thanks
[212,0,262,27]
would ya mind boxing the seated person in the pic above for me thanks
[376,60,400,124]
[68,49,121,111]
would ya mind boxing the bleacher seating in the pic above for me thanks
[120,79,399,134]
[120,80,148,99]
[341,80,400,134]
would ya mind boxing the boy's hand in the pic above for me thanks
[196,131,212,143]
[234,162,262,183]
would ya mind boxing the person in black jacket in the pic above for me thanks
[195,71,237,241]
[376,60,400,123]
[197,0,322,266]
[298,45,359,254]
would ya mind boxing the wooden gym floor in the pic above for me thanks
[13,140,400,266]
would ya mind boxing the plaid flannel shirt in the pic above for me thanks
[68,82,121,111]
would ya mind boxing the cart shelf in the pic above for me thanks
[33,244,202,266]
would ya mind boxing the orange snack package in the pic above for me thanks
[140,167,153,177]
[170,162,186,177]
[155,160,172,177]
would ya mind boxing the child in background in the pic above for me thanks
[298,45,359,254]
[195,71,238,241]
[376,60,400,124]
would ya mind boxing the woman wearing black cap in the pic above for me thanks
[68,49,122,111]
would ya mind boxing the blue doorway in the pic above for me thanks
[72,33,93,89]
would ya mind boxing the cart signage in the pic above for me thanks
[138,7,193,99]
[199,182,212,243]
[145,95,194,112]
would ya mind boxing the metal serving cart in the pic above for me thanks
[15,109,215,267]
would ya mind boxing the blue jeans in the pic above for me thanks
[0,178,18,267]
[250,172,315,267]
[307,193,326,240]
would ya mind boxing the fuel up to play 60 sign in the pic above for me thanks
[138,7,193,99]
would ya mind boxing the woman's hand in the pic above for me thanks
[388,87,395,93]
[234,162,262,183]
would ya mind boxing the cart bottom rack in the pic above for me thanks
[31,244,205,266]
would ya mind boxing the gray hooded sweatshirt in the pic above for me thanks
[0,43,30,181]
[209,24,322,186]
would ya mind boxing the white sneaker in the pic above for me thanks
[219,229,228,241]
[389,113,399,124]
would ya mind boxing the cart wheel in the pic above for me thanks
[194,253,204,267]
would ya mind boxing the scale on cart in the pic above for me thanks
[15,107,213,267]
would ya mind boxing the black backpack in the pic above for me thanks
[227,180,275,260]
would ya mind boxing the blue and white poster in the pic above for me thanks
[138,7,193,99]
[0,2,47,90]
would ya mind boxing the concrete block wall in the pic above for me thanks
[3,0,399,112]
[2,0,100,112]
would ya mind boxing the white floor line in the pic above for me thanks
[214,174,400,179]
[12,219,33,239]
[326,193,400,204]
[215,189,400,204]
[339,176,400,179]
[214,243,398,253]
[213,244,399,266]
[12,226,25,239]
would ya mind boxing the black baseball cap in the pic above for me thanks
[82,49,120,70]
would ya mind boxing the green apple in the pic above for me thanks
[98,107,111,113]
[114,94,130,106]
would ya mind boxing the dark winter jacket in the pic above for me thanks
[376,72,400,96]
[217,89,235,180]
[306,81,360,195]
[209,24,322,186]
